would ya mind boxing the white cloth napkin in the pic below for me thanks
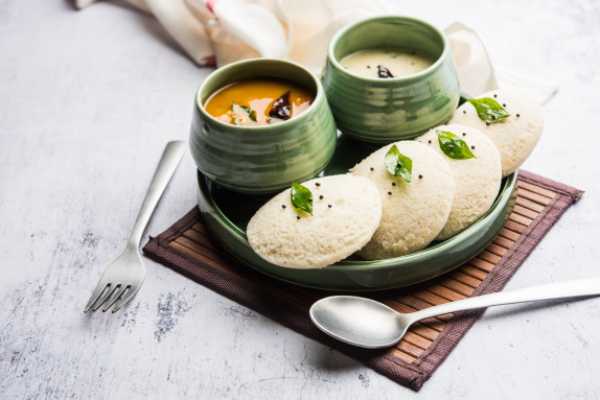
[74,0,558,103]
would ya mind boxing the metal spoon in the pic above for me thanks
[310,278,600,349]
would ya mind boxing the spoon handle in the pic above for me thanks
[408,278,600,323]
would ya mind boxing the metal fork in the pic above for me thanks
[84,141,186,313]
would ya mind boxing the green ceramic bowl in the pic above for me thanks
[322,16,460,143]
[190,58,337,194]
[197,135,518,291]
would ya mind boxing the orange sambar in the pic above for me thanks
[204,79,313,126]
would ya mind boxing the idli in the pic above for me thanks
[417,124,502,240]
[247,175,382,269]
[450,88,543,176]
[351,141,455,260]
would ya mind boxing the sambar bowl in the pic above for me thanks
[190,58,337,194]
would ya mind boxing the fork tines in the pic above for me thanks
[84,282,136,313]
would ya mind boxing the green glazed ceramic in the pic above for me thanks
[190,58,337,194]
[196,135,518,292]
[322,16,460,143]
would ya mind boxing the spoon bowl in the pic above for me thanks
[309,296,411,349]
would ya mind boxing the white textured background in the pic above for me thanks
[1,0,600,399]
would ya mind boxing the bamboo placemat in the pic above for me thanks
[143,170,583,391]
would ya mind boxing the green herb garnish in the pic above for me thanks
[384,144,412,183]
[437,131,476,160]
[290,182,313,215]
[242,105,257,122]
[230,103,257,124]
[467,97,510,124]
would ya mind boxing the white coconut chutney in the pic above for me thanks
[340,48,434,79]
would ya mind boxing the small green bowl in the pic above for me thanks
[322,15,460,143]
[190,58,337,194]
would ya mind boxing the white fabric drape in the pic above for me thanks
[74,0,558,103]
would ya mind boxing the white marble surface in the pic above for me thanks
[2,0,600,398]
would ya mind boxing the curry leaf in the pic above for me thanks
[290,182,313,215]
[467,97,510,124]
[384,144,412,183]
[437,131,476,160]
[269,91,292,120]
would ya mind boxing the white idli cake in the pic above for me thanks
[450,88,543,176]
[417,124,502,240]
[351,141,455,260]
[247,175,382,269]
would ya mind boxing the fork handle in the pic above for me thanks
[408,278,600,323]
[127,141,186,250]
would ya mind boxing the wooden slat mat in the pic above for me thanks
[143,170,583,391]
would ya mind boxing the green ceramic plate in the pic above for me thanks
[197,134,518,292]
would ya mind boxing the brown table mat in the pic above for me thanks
[143,170,583,391]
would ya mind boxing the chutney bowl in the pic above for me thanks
[190,58,337,194]
[322,15,461,143]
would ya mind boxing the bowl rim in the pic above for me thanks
[194,58,325,133]
[199,170,518,272]
[327,15,450,84]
